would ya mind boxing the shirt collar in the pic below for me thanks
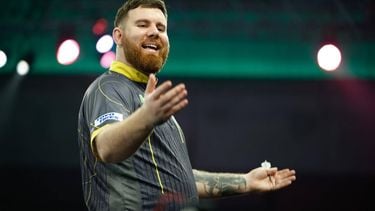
[109,61,149,84]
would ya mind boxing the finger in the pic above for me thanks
[161,89,188,111]
[158,84,186,106]
[164,99,189,117]
[150,80,173,99]
[266,167,278,176]
[276,169,296,179]
[145,74,157,95]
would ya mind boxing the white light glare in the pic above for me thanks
[96,35,114,53]
[0,50,7,68]
[16,60,30,76]
[57,39,80,65]
[317,44,342,71]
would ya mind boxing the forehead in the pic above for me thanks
[126,7,167,25]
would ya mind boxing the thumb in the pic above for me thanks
[145,74,157,95]
[266,167,278,176]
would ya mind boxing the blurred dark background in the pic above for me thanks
[1,0,375,210]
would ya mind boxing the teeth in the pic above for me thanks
[143,44,158,50]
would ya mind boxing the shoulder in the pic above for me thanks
[85,71,136,99]
[82,71,144,112]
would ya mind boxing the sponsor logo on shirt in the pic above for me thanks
[94,112,123,127]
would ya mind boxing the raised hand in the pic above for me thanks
[143,74,188,125]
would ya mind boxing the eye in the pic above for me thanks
[136,21,148,28]
[157,25,166,32]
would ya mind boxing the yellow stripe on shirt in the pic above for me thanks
[148,135,165,194]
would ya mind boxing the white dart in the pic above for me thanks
[261,160,271,169]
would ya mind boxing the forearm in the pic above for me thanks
[94,106,154,163]
[193,169,247,198]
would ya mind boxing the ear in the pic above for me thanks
[112,27,123,46]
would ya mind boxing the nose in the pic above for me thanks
[146,24,159,37]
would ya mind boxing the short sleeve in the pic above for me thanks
[83,78,136,153]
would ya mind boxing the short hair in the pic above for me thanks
[114,0,168,27]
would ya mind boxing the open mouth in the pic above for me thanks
[142,43,160,52]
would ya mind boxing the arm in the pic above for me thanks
[94,74,188,163]
[194,167,296,198]
[193,169,247,198]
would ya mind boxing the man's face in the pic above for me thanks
[121,7,169,74]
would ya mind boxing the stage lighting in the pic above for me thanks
[0,50,7,68]
[96,34,114,54]
[317,44,342,71]
[57,39,80,65]
[15,53,34,76]
[16,60,30,76]
[100,51,115,68]
[92,18,108,36]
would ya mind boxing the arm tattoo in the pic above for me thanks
[193,170,247,197]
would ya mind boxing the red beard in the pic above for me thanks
[123,35,169,74]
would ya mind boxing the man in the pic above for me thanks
[77,0,296,210]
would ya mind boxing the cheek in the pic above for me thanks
[162,36,170,47]
[129,35,141,44]
[126,30,143,43]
